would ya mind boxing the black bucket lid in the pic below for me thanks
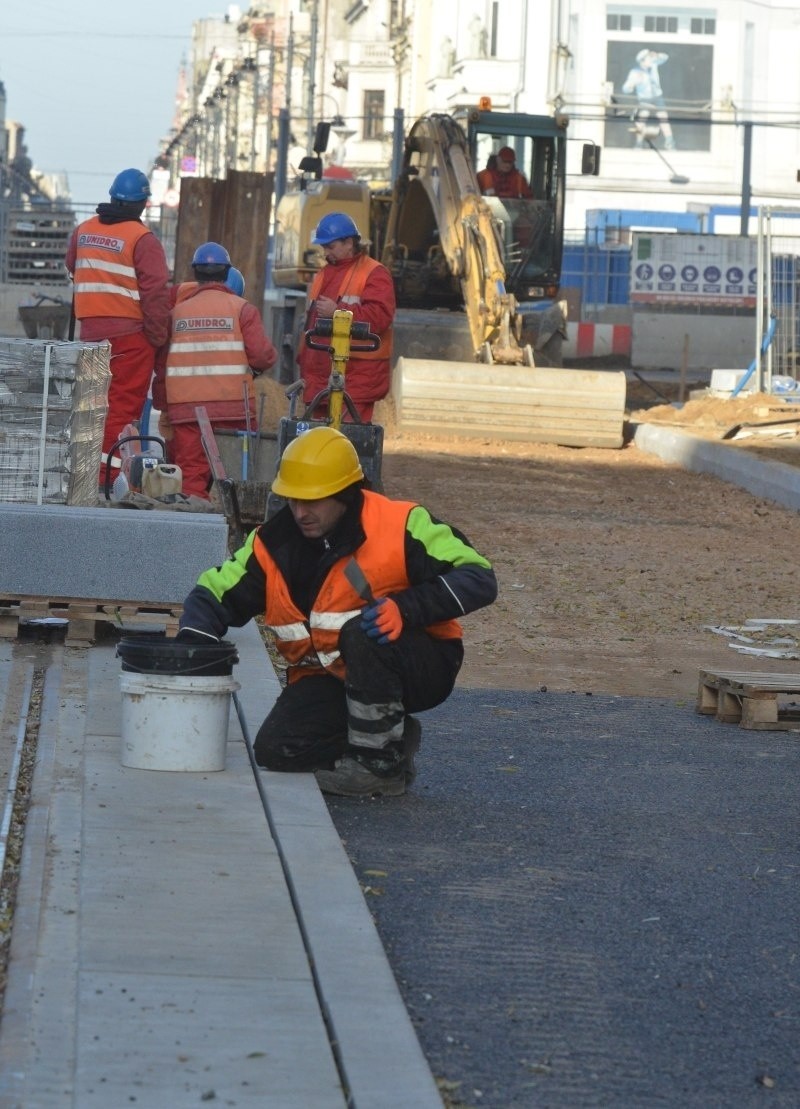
[117,635,239,677]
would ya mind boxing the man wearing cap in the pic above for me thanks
[477,146,533,199]
[299,211,395,422]
[622,49,675,150]
[177,425,498,797]
[65,168,170,481]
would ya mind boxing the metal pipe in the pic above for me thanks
[739,121,753,237]
[275,108,290,204]
[306,0,319,150]
[390,108,404,184]
[250,62,259,172]
[755,205,765,391]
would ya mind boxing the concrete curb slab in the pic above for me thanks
[633,423,800,512]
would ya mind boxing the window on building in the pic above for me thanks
[644,16,678,33]
[607,14,632,31]
[363,90,385,140]
[345,0,368,26]
[690,17,716,34]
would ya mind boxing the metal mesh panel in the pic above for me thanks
[2,203,75,286]
[0,339,110,505]
[757,207,800,390]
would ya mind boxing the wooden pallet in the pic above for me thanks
[0,596,182,648]
[696,669,800,731]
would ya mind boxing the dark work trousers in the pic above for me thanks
[253,617,463,771]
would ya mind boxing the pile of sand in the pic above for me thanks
[633,391,798,429]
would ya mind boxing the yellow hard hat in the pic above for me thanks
[272,426,364,499]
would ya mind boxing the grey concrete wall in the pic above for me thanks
[631,311,755,372]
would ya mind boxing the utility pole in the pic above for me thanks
[286,15,294,125]
[740,121,753,237]
[307,0,319,150]
[276,107,290,205]
[266,33,276,172]
[250,61,259,172]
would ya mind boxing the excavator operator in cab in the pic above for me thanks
[477,146,533,199]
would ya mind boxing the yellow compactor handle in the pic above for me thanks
[327,309,354,430]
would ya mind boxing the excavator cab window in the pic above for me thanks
[471,126,563,291]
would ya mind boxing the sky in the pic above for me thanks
[2,0,229,208]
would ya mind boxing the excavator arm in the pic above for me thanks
[381,114,525,364]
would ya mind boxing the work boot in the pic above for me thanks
[403,716,422,784]
[315,755,406,797]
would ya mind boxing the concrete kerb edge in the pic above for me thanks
[632,422,800,513]
[230,623,442,1108]
[0,650,72,1104]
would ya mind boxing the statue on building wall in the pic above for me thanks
[440,36,455,76]
[469,15,487,58]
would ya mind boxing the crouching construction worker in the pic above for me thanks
[152,242,277,499]
[177,426,498,796]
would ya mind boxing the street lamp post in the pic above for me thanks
[740,121,753,236]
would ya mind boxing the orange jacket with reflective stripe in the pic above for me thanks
[254,491,462,683]
[173,281,199,304]
[165,286,253,419]
[308,253,392,362]
[72,216,150,320]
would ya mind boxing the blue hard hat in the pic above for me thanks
[191,241,231,267]
[109,168,151,202]
[225,266,245,296]
[312,212,361,245]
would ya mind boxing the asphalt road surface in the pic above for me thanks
[326,687,800,1108]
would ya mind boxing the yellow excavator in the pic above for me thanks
[271,105,625,448]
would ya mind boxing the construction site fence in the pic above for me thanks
[5,201,800,382]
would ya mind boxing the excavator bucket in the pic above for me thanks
[392,358,627,449]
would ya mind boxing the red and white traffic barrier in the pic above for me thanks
[565,322,631,359]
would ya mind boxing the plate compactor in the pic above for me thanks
[103,425,183,503]
[266,308,385,519]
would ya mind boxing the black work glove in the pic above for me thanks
[176,627,219,644]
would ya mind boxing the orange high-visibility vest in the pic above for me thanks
[254,491,462,683]
[308,254,392,362]
[165,286,253,411]
[73,216,150,320]
[173,281,199,304]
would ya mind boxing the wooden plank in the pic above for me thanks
[696,669,800,732]
[699,669,800,693]
[172,176,220,282]
[219,170,273,308]
[0,596,182,645]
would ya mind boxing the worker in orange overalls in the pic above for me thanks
[477,146,533,199]
[65,168,170,485]
[151,242,277,499]
[298,212,395,423]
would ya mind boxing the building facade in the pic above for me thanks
[158,1,800,232]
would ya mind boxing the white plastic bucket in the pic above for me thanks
[120,671,240,772]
